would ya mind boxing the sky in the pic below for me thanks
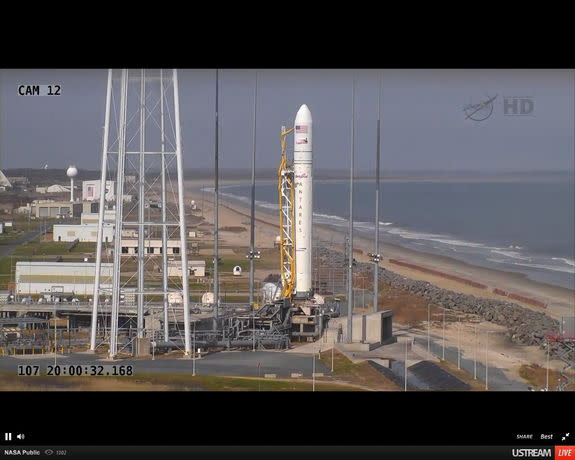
[0,68,573,173]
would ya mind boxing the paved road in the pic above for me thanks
[0,350,330,378]
[412,334,528,391]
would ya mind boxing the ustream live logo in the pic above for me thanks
[511,448,552,457]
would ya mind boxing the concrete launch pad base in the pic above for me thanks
[336,342,382,352]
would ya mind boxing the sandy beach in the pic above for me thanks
[185,179,574,320]
[182,178,574,386]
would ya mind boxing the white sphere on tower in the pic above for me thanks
[67,165,78,202]
[66,165,78,178]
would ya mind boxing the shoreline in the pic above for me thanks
[185,179,574,319]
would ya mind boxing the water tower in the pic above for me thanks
[66,165,78,202]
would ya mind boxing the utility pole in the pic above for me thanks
[160,69,169,343]
[246,71,260,353]
[213,68,220,331]
[346,75,355,344]
[248,71,258,309]
[372,75,382,313]
[137,69,146,340]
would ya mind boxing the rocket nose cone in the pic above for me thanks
[295,104,312,123]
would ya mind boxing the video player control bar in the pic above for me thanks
[1,446,575,459]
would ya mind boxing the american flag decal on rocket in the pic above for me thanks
[296,125,308,133]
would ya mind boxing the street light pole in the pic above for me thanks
[252,306,256,352]
[485,331,491,390]
[427,304,431,355]
[546,339,549,391]
[53,301,57,366]
[192,320,196,377]
[474,325,477,380]
[457,315,461,369]
[331,343,334,373]
[312,348,316,392]
[442,307,446,361]
[404,337,409,392]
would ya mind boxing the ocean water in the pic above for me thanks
[219,179,575,290]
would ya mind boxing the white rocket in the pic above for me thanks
[293,104,313,298]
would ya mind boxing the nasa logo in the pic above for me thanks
[295,173,308,179]
[4,450,21,455]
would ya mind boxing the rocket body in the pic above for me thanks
[293,104,313,298]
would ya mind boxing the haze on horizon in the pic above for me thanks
[0,69,573,174]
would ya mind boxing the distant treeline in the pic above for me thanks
[3,168,571,184]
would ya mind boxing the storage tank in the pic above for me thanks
[261,282,281,304]
[201,292,214,304]
[313,293,325,305]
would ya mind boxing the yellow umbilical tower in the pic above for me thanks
[278,126,296,299]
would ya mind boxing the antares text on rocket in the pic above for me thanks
[293,104,313,298]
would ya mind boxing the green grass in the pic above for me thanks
[0,370,360,391]
[0,257,12,275]
[0,257,14,289]
[206,257,249,272]
[317,349,400,390]
[13,241,96,256]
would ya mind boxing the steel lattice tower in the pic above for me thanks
[89,69,191,358]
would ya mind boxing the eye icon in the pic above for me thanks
[44,450,54,456]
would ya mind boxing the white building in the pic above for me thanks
[166,260,205,277]
[46,184,70,193]
[15,261,113,296]
[0,170,12,188]
[82,180,115,202]
[25,200,94,218]
[33,200,73,218]
[53,223,114,242]
[80,211,116,225]
[121,239,181,255]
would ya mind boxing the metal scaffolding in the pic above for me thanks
[90,69,191,358]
